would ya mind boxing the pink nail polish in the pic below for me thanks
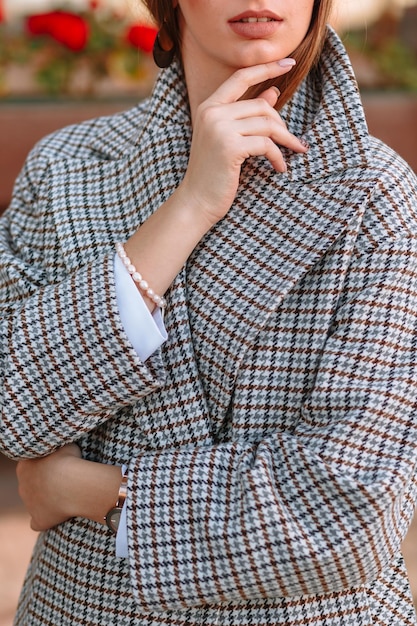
[278,58,296,68]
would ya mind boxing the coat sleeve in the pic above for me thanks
[125,172,417,611]
[0,143,166,460]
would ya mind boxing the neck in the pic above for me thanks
[181,47,235,124]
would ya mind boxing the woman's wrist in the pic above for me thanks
[124,186,215,310]
[63,457,122,525]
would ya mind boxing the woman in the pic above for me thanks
[2,0,417,623]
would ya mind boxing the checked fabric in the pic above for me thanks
[1,27,417,626]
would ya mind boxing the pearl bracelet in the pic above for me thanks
[115,242,167,310]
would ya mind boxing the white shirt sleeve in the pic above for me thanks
[114,256,168,557]
[114,253,167,362]
[116,488,129,558]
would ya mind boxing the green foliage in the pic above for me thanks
[344,16,417,92]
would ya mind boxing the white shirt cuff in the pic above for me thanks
[116,502,129,558]
[114,253,167,361]
[115,464,129,558]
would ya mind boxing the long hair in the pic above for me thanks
[143,0,333,109]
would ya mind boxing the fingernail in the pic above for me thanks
[271,86,281,97]
[300,137,310,150]
[278,58,296,68]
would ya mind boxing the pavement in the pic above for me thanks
[1,455,417,624]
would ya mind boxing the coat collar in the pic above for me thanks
[282,27,371,181]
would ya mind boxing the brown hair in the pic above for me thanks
[143,0,333,109]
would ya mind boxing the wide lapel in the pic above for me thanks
[185,28,375,425]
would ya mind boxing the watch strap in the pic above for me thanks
[115,471,128,508]
[105,468,128,535]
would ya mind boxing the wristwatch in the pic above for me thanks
[105,469,128,535]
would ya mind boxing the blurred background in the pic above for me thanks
[0,1,416,624]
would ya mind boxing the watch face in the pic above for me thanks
[106,507,122,535]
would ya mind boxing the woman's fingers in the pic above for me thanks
[201,90,306,155]
[181,61,306,223]
[241,136,287,172]
[197,100,306,170]
[258,85,281,109]
[210,58,297,105]
[257,86,287,128]
[225,92,283,124]
[232,115,306,154]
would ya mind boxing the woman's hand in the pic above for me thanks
[179,59,308,227]
[124,60,308,310]
[16,444,122,532]
[17,443,82,531]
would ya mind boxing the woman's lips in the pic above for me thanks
[229,12,283,38]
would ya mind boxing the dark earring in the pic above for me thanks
[153,29,175,68]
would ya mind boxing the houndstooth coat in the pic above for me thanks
[2,28,417,625]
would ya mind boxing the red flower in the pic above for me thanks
[26,11,89,52]
[126,24,157,54]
